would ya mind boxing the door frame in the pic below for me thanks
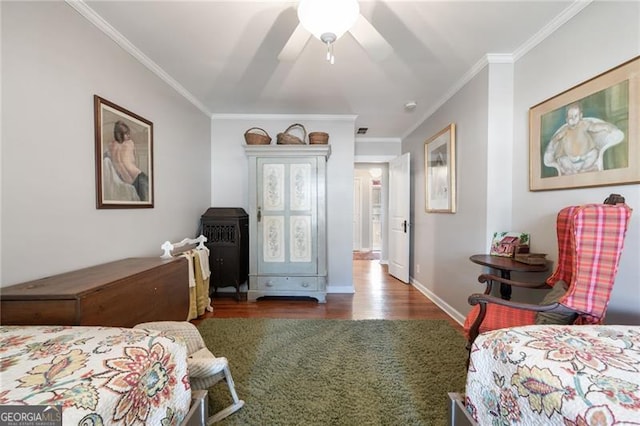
[353,159,395,263]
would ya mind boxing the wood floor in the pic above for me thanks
[199,260,463,333]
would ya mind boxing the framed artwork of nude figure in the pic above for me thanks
[94,95,154,208]
[529,55,640,191]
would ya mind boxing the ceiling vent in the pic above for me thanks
[357,127,368,135]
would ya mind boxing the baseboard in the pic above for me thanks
[410,277,465,326]
[326,285,355,294]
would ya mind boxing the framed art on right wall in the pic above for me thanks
[529,55,640,191]
[425,123,456,213]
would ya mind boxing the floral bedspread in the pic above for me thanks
[465,324,640,425]
[0,325,191,426]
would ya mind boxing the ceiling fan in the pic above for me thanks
[277,0,393,63]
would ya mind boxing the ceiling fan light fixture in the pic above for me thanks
[297,0,360,64]
[321,33,337,64]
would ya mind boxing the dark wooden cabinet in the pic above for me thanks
[0,257,189,327]
[200,208,249,299]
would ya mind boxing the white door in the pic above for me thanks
[353,177,362,250]
[388,153,410,283]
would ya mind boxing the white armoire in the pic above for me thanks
[244,145,330,303]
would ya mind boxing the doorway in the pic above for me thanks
[352,164,387,261]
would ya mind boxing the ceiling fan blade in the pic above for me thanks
[349,14,393,62]
[278,23,311,62]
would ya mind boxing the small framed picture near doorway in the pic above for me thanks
[425,123,456,213]
[94,95,154,209]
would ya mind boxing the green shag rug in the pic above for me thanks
[197,318,467,425]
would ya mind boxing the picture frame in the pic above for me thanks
[425,123,456,213]
[94,95,154,209]
[490,231,530,258]
[529,55,640,191]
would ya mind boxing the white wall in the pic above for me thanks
[1,2,211,285]
[210,115,356,292]
[485,61,514,244]
[406,1,640,325]
[355,138,401,162]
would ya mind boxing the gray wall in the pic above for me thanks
[406,1,640,324]
[405,67,491,322]
[511,1,639,323]
[1,1,211,285]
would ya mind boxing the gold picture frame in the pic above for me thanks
[425,123,456,213]
[94,95,154,209]
[529,56,640,191]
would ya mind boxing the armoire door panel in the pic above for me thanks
[290,215,312,263]
[290,163,311,211]
[263,163,285,211]
[262,215,285,263]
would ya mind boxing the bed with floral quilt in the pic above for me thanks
[0,325,194,426]
[451,324,640,425]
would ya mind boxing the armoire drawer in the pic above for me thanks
[257,276,318,291]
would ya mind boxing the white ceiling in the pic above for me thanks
[79,0,581,139]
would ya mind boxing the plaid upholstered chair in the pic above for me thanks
[464,196,632,347]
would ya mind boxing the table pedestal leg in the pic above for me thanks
[500,270,512,300]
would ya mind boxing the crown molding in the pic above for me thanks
[211,113,358,121]
[513,0,593,61]
[65,0,212,117]
[402,53,490,139]
[354,155,398,163]
[486,53,514,64]
[67,0,593,139]
[403,0,593,140]
[355,137,401,144]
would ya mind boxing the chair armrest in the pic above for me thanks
[466,293,578,346]
[478,273,549,290]
[468,292,572,313]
